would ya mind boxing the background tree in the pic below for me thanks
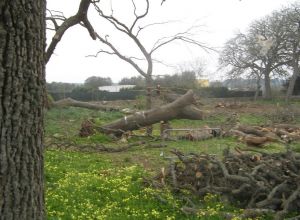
[284,76,300,95]
[219,8,293,99]
[84,76,113,89]
[118,76,145,87]
[0,1,46,218]
[46,82,79,93]
[278,3,300,101]
[176,58,206,79]
[154,71,198,89]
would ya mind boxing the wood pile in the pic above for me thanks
[229,124,300,146]
[150,148,300,219]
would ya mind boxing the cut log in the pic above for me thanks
[242,135,268,147]
[99,90,204,136]
[52,97,119,111]
[229,124,299,146]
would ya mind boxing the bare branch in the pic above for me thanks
[46,9,66,31]
[92,2,130,34]
[92,33,148,78]
[46,0,97,63]
[86,49,116,57]
[126,56,176,68]
[150,25,213,54]
[136,20,178,37]
[130,0,149,32]
[150,35,212,55]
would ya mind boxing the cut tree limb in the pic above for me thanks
[53,97,119,111]
[99,90,204,135]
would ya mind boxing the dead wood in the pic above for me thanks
[98,90,204,136]
[79,119,96,137]
[148,149,300,219]
[229,124,300,146]
[52,97,119,111]
[162,92,204,118]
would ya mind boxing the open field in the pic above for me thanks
[45,98,300,219]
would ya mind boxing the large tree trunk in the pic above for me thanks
[145,75,153,135]
[0,1,46,219]
[254,77,261,101]
[286,58,299,102]
[52,97,119,111]
[99,90,204,136]
[263,71,272,99]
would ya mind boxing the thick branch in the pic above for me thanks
[46,0,96,63]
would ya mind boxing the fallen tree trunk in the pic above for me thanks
[162,92,205,119]
[99,90,204,136]
[52,97,119,111]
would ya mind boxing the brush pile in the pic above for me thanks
[151,148,300,219]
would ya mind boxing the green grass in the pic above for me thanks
[45,105,300,219]
[46,150,262,220]
[45,107,123,136]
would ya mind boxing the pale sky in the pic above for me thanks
[46,0,297,83]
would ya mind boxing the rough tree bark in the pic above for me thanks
[286,57,299,102]
[254,76,261,101]
[99,90,204,136]
[263,70,272,99]
[0,1,46,219]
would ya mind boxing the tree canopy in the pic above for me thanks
[219,3,300,99]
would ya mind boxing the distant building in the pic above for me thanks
[98,85,135,92]
[197,79,209,87]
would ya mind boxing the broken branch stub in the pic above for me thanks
[99,90,204,136]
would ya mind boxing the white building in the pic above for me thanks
[98,85,135,92]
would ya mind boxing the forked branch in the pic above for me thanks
[46,0,97,63]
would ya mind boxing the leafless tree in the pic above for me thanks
[88,0,210,113]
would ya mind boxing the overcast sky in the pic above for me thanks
[46,0,297,84]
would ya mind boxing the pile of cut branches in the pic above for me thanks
[149,148,300,219]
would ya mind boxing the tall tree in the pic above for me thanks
[220,12,292,99]
[0,0,46,219]
[0,0,98,218]
[279,3,300,101]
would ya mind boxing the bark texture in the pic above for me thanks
[99,90,204,136]
[263,71,272,99]
[0,1,46,219]
[286,57,299,101]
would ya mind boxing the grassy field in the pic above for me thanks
[45,99,300,219]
